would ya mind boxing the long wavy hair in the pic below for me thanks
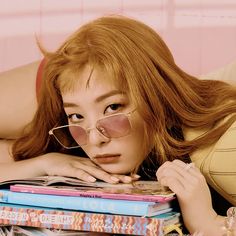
[12,15,236,166]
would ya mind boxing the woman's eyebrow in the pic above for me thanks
[63,90,124,108]
[95,90,123,103]
[63,102,78,108]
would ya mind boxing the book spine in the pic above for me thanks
[0,204,163,236]
[0,190,162,217]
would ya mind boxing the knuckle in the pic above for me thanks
[173,159,181,164]
[162,161,171,168]
[77,170,88,178]
[198,174,206,183]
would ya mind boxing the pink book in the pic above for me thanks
[10,180,174,203]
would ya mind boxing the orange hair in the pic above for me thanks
[13,15,236,165]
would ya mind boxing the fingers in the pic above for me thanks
[70,161,120,184]
[158,159,199,177]
[61,158,140,184]
[43,153,140,184]
[77,165,141,184]
[111,174,141,183]
[72,158,141,184]
[192,232,204,236]
[156,160,203,197]
[43,154,116,184]
[157,159,199,181]
[68,165,97,183]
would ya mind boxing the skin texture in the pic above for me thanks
[0,61,39,139]
[61,65,148,175]
[156,160,224,235]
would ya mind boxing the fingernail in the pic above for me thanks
[88,176,96,182]
[124,176,132,182]
[110,176,119,182]
[132,174,141,179]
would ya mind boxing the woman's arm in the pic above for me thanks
[0,139,135,184]
[0,139,121,184]
[157,160,226,236]
[0,61,40,139]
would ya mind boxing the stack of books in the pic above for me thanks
[0,176,182,235]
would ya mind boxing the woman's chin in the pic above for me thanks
[99,163,132,175]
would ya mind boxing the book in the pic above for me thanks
[10,184,174,202]
[0,176,174,202]
[0,176,96,187]
[0,203,180,236]
[0,189,172,217]
[0,225,106,236]
[2,225,114,236]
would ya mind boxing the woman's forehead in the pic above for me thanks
[58,64,127,94]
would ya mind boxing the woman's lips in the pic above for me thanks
[93,154,120,164]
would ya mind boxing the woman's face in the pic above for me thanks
[61,65,147,174]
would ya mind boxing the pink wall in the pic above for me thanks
[0,0,236,76]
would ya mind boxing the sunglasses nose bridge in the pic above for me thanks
[86,125,110,146]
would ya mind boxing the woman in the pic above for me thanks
[1,15,236,235]
[0,61,39,165]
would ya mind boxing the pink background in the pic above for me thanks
[0,0,235,76]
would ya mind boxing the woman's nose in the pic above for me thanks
[88,127,110,146]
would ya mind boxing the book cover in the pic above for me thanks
[0,203,180,236]
[1,177,174,199]
[10,184,174,203]
[0,189,172,217]
[2,225,105,236]
[0,176,94,187]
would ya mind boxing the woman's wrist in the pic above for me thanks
[222,207,236,236]
[37,153,55,176]
[183,208,224,236]
[198,209,236,236]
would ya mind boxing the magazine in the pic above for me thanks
[1,176,174,202]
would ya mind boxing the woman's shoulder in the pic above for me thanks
[0,61,40,138]
[199,60,236,84]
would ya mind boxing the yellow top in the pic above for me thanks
[184,120,236,206]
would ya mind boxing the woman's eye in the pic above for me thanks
[67,114,83,123]
[105,104,123,113]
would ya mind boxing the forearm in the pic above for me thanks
[0,156,45,182]
[0,138,14,163]
[0,138,45,181]
[0,139,135,183]
[182,206,226,236]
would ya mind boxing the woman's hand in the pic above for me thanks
[39,153,138,184]
[156,160,223,235]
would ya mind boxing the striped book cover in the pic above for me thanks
[0,203,180,236]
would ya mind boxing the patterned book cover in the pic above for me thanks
[0,203,171,236]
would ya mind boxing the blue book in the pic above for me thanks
[0,189,172,217]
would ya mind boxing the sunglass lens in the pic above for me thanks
[52,126,79,148]
[97,114,131,138]
[69,125,87,146]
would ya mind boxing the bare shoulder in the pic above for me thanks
[0,61,40,138]
[200,60,236,84]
